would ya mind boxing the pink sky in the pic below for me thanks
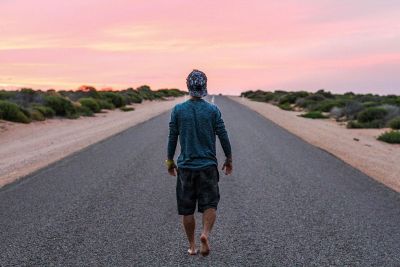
[1,0,399,95]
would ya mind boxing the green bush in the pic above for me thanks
[0,100,30,123]
[79,97,101,113]
[357,107,388,123]
[347,120,383,129]
[388,117,400,130]
[96,99,115,110]
[278,91,309,105]
[377,131,400,144]
[278,103,292,111]
[33,105,55,118]
[44,95,78,118]
[120,106,135,112]
[30,109,45,121]
[101,92,126,107]
[311,99,346,112]
[137,85,155,100]
[299,111,328,119]
[77,105,94,116]
[362,101,380,108]
[343,101,364,119]
[130,94,143,103]
[156,88,185,97]
[0,90,16,100]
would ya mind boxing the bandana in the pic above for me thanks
[186,69,207,97]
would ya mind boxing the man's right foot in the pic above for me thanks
[200,234,210,256]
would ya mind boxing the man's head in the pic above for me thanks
[186,69,207,97]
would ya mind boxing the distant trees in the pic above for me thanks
[0,86,187,123]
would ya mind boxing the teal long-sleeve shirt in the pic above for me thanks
[167,98,232,170]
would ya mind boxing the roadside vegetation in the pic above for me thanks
[241,89,400,144]
[0,86,186,123]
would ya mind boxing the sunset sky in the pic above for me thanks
[1,0,399,95]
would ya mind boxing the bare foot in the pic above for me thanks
[187,248,198,255]
[200,234,210,256]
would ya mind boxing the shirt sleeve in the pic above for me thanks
[167,106,179,160]
[214,106,232,158]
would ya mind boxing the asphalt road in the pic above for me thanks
[1,95,399,266]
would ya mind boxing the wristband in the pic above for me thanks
[165,159,176,169]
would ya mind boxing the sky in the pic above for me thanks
[1,0,399,95]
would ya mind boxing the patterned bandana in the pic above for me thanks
[186,69,207,97]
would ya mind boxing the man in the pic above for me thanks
[165,69,233,257]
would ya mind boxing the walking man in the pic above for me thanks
[165,69,233,256]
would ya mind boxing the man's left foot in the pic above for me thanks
[187,248,198,255]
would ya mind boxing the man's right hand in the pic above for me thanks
[165,159,178,176]
[168,166,177,176]
[222,157,233,175]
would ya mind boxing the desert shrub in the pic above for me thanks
[299,111,328,119]
[278,94,296,105]
[330,107,344,120]
[120,106,135,112]
[0,100,30,123]
[377,131,400,144]
[123,88,144,103]
[278,103,292,111]
[388,117,400,130]
[86,88,101,99]
[305,94,326,102]
[381,95,399,106]
[19,106,31,118]
[295,98,317,110]
[357,107,388,123]
[137,85,155,100]
[357,94,382,103]
[0,90,16,100]
[44,95,78,118]
[343,101,363,120]
[101,92,126,107]
[311,99,346,112]
[315,89,334,98]
[381,104,400,122]
[32,105,55,118]
[30,109,45,121]
[242,90,275,102]
[79,97,101,113]
[130,94,143,103]
[77,105,94,116]
[347,120,383,129]
[96,99,115,110]
[362,101,380,108]
[157,88,185,97]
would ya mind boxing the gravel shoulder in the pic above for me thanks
[0,97,184,187]
[229,95,400,192]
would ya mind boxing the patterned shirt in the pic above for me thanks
[167,98,232,170]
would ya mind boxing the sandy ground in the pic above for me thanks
[0,97,184,187]
[229,96,400,192]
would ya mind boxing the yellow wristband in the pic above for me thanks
[165,159,175,169]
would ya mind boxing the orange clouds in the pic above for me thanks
[0,0,399,94]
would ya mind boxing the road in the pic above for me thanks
[1,95,399,266]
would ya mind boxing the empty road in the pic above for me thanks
[1,95,399,266]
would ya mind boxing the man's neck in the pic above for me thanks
[190,96,202,101]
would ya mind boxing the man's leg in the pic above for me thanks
[182,214,197,254]
[200,208,216,256]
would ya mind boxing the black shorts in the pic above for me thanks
[176,165,220,215]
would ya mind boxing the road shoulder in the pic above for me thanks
[0,97,184,188]
[229,95,400,192]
